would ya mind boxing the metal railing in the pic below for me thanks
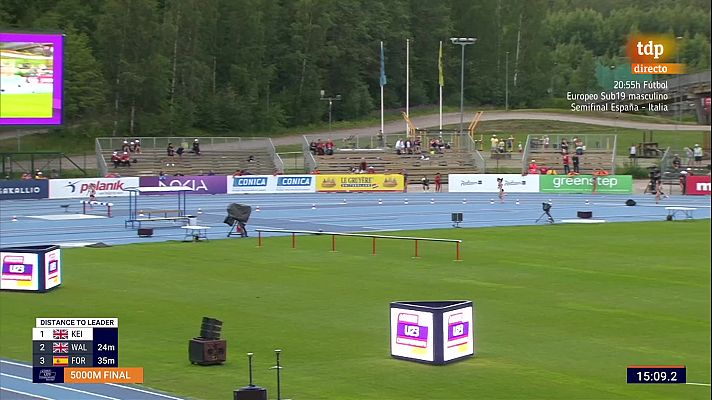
[267,138,284,173]
[96,136,273,152]
[521,134,532,174]
[95,138,108,176]
[302,136,317,172]
[254,229,463,261]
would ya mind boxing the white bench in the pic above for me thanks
[182,225,210,241]
[80,201,114,217]
[665,207,697,220]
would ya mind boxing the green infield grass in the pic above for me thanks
[1,221,710,399]
[0,93,53,118]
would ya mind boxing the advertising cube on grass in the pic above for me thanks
[1,245,61,292]
[390,300,474,365]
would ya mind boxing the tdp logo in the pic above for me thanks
[636,40,664,60]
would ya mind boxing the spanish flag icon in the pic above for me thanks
[53,356,69,366]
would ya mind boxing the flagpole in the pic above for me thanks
[439,40,443,132]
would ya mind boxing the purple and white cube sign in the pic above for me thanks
[442,307,474,362]
[1,253,39,290]
[390,309,434,362]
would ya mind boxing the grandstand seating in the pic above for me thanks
[314,149,480,183]
[525,148,616,174]
[101,147,276,176]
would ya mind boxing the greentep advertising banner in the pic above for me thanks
[539,175,633,193]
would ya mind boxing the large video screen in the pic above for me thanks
[0,32,64,125]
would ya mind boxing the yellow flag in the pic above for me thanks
[438,41,444,87]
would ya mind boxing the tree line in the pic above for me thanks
[1,0,709,136]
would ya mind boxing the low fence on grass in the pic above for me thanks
[254,229,463,261]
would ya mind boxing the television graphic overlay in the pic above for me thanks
[0,32,64,125]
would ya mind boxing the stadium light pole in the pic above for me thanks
[505,51,509,112]
[320,91,341,136]
[450,37,477,134]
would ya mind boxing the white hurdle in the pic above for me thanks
[80,200,114,217]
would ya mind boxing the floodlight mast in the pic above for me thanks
[449,37,478,135]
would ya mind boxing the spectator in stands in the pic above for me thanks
[575,141,585,155]
[560,138,569,153]
[233,169,242,177]
[208,170,216,176]
[490,135,499,152]
[395,138,404,155]
[309,140,317,155]
[167,143,175,157]
[129,141,136,152]
[247,155,255,163]
[528,160,538,175]
[684,147,693,165]
[111,151,121,168]
[434,173,442,192]
[176,145,185,158]
[693,144,703,166]
[159,171,167,183]
[562,152,571,174]
[506,135,514,152]
[122,140,130,153]
[134,139,141,154]
[34,170,46,179]
[359,158,368,173]
[414,136,422,153]
[405,138,413,154]
[572,153,580,173]
[539,166,549,175]
[421,176,430,191]
[174,171,185,177]
[192,139,201,155]
[121,151,131,167]
[367,166,375,174]
[543,135,550,149]
[629,144,637,160]
[497,140,506,153]
[325,138,334,155]
[672,154,682,170]
[316,139,325,155]
[22,173,32,180]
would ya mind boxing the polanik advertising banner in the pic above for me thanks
[49,178,139,199]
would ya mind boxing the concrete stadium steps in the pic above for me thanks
[315,150,479,183]
[527,149,616,174]
[103,148,276,176]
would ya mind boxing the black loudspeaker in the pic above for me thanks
[577,211,592,219]
[234,386,268,400]
[138,228,153,237]
[189,338,227,365]
[666,214,673,221]
[625,199,636,206]
[200,317,223,340]
[451,213,463,222]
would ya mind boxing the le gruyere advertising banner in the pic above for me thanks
[315,174,404,192]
